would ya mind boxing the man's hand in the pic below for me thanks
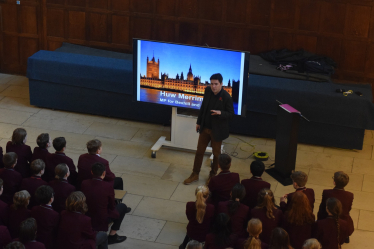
[196,124,200,132]
[211,110,221,115]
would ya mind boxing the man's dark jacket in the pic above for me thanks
[197,86,234,141]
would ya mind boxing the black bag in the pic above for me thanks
[304,60,335,75]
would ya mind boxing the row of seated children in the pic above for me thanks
[180,154,354,249]
[0,157,131,248]
[0,128,123,191]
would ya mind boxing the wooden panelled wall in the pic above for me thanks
[2,0,374,84]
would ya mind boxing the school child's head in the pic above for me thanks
[12,128,27,145]
[250,161,265,177]
[257,189,276,219]
[195,185,209,224]
[30,159,45,176]
[13,190,31,210]
[302,238,322,249]
[218,154,231,171]
[36,133,51,149]
[333,171,349,189]
[3,152,17,169]
[290,171,308,189]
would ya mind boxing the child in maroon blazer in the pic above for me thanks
[317,171,354,238]
[77,139,121,190]
[268,227,293,249]
[6,128,32,178]
[45,137,77,185]
[56,191,108,249]
[235,219,268,249]
[280,171,315,212]
[208,154,240,207]
[205,213,237,249]
[81,163,127,245]
[251,189,283,244]
[31,134,51,181]
[241,161,271,211]
[180,185,215,249]
[0,146,4,168]
[186,240,203,249]
[302,239,321,249]
[16,218,46,249]
[0,152,22,204]
[31,185,59,249]
[49,164,75,213]
[282,192,315,249]
[8,190,31,238]
[313,198,348,249]
[20,160,48,209]
[0,225,12,249]
[217,183,249,238]
[0,178,9,226]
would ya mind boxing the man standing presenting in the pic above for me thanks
[184,73,234,185]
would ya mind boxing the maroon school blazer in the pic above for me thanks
[6,141,33,178]
[31,147,50,181]
[313,217,348,249]
[45,152,77,185]
[31,205,60,249]
[217,200,249,238]
[0,168,22,204]
[49,179,75,213]
[241,177,271,210]
[0,199,8,226]
[0,146,4,168]
[282,212,315,249]
[208,170,240,206]
[317,188,354,236]
[0,225,12,248]
[8,206,31,238]
[250,207,283,244]
[280,187,315,212]
[81,178,118,231]
[20,176,48,209]
[204,233,238,249]
[77,154,115,188]
[186,201,215,242]
[57,211,96,249]
[14,239,47,249]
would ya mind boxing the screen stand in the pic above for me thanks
[151,107,222,161]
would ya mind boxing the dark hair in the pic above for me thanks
[53,137,66,152]
[286,192,314,226]
[55,163,68,180]
[35,185,54,205]
[218,154,231,171]
[210,73,223,84]
[334,171,349,189]
[269,227,292,249]
[19,218,37,244]
[228,183,246,216]
[36,133,50,149]
[30,159,45,175]
[250,161,265,177]
[86,139,102,154]
[290,171,308,187]
[0,178,3,189]
[326,198,342,249]
[4,241,25,249]
[212,213,232,247]
[256,189,276,219]
[91,162,106,177]
[3,152,18,169]
[66,191,88,214]
[11,128,27,145]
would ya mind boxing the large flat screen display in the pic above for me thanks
[133,39,249,116]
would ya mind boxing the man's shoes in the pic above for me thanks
[183,173,199,185]
[108,234,127,244]
[345,237,350,243]
[125,207,131,213]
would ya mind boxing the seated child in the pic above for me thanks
[205,213,238,249]
[0,153,22,204]
[6,128,32,178]
[4,241,25,249]
[186,240,202,249]
[17,218,46,249]
[280,171,315,212]
[241,161,271,210]
[45,137,77,185]
[0,178,9,225]
[8,190,31,238]
[0,225,11,249]
[31,134,51,181]
[250,189,283,244]
[31,185,59,249]
[48,164,75,213]
[302,239,322,249]
[268,228,292,249]
[313,198,348,249]
[208,154,240,206]
[19,160,48,209]
[235,218,268,249]
[317,171,354,237]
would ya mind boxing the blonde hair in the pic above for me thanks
[256,189,276,219]
[13,190,31,210]
[195,185,209,224]
[244,219,262,249]
[302,239,322,249]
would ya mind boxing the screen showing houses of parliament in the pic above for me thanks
[134,40,246,115]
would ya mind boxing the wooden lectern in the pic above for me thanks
[266,104,303,186]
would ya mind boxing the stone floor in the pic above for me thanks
[0,73,374,248]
